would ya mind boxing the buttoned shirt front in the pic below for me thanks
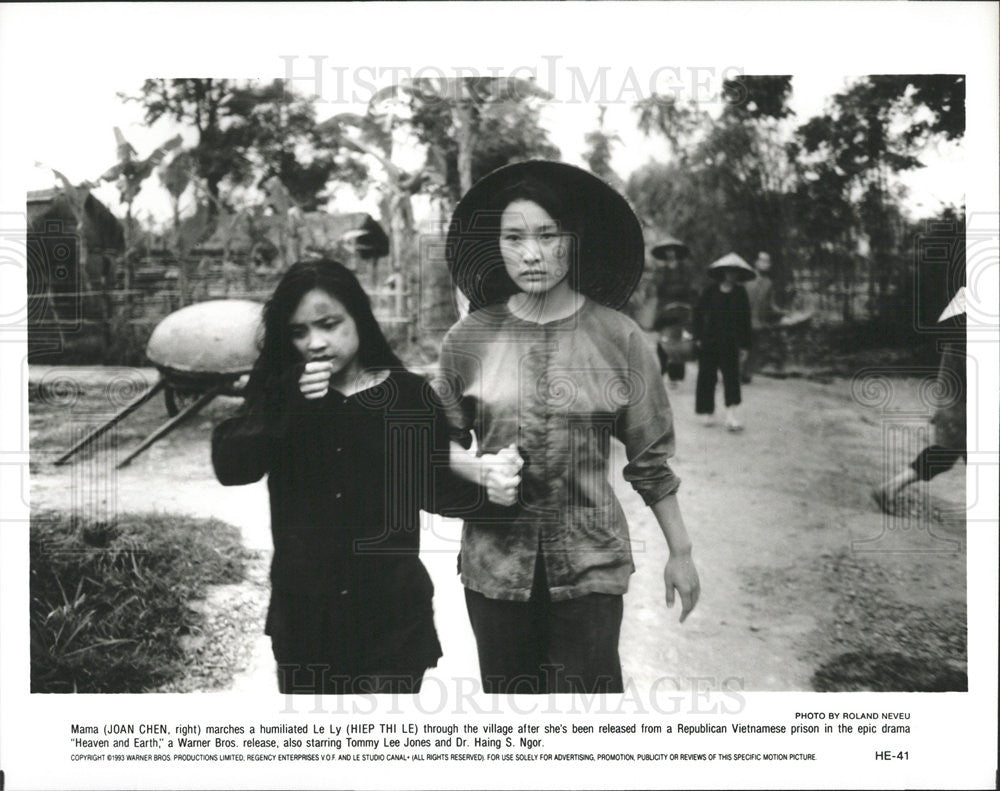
[434,297,681,602]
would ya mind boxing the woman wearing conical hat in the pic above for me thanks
[435,161,700,694]
[692,252,755,431]
[650,236,698,386]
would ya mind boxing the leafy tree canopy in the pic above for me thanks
[721,75,794,121]
[122,79,349,213]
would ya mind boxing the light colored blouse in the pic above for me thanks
[433,297,681,602]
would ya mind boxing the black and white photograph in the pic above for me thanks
[1,2,997,790]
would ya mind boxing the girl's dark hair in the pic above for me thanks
[245,258,403,405]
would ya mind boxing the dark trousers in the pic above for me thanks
[276,664,425,695]
[910,444,966,482]
[696,343,741,414]
[464,557,624,694]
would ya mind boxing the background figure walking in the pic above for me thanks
[626,235,693,386]
[693,252,754,431]
[872,288,967,513]
[742,251,786,382]
[650,236,697,387]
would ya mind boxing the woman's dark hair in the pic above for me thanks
[488,176,581,239]
[245,258,403,405]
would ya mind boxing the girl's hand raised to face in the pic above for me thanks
[299,360,334,400]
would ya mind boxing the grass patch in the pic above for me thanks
[30,510,252,693]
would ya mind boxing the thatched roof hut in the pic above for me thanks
[27,187,125,297]
[27,188,125,252]
[196,210,389,265]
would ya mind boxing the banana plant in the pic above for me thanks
[98,127,183,258]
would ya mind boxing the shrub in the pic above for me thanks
[30,510,251,693]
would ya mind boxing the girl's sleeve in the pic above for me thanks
[616,329,682,507]
[420,378,509,520]
[211,404,273,486]
[211,368,296,486]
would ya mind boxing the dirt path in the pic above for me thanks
[28,366,966,693]
[619,372,964,692]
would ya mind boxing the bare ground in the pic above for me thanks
[28,365,966,693]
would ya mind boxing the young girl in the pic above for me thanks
[212,259,494,695]
[692,253,755,431]
[436,161,701,694]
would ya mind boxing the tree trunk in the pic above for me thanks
[455,103,476,196]
[390,193,420,349]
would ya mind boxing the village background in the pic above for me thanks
[2,4,997,791]
[25,73,966,371]
[22,70,977,698]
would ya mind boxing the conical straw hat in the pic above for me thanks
[650,234,690,260]
[937,286,966,322]
[706,252,757,282]
[446,160,644,311]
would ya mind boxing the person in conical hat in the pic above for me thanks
[652,235,698,385]
[706,251,758,282]
[692,252,754,430]
[650,234,691,262]
[435,160,700,694]
[627,233,697,384]
[629,233,691,328]
[871,287,967,513]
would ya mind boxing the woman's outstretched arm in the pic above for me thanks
[650,494,700,623]
[615,328,700,621]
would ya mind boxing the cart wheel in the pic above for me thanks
[164,384,198,417]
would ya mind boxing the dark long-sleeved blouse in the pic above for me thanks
[434,297,681,603]
[212,368,489,674]
[693,283,752,350]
